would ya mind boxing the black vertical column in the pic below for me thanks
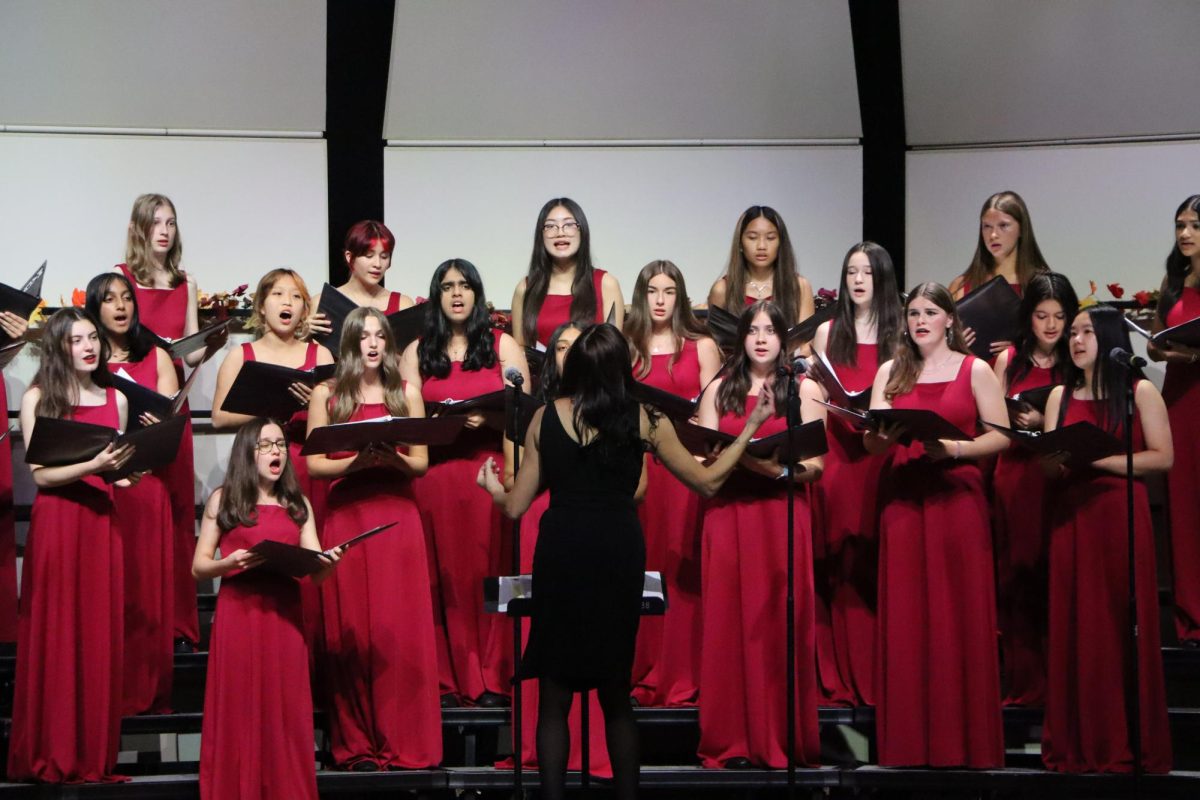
[326,1,396,285]
[848,0,907,286]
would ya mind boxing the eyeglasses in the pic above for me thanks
[542,221,580,236]
[255,439,287,454]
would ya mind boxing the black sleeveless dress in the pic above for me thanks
[520,402,647,690]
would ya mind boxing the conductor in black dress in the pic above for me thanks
[478,323,779,799]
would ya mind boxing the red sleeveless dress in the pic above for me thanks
[992,349,1055,706]
[319,401,441,768]
[414,336,511,703]
[117,263,199,646]
[0,374,17,642]
[199,505,318,799]
[697,392,821,769]
[1162,287,1200,642]
[108,354,175,714]
[875,357,1003,767]
[532,269,606,346]
[240,341,330,675]
[631,338,704,707]
[811,342,886,707]
[7,389,128,783]
[384,291,405,314]
[1041,391,1171,773]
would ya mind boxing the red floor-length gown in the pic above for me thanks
[501,490,613,777]
[1163,287,1200,642]
[811,343,885,707]
[415,338,511,704]
[631,338,704,707]
[109,354,175,715]
[200,505,318,799]
[7,389,127,783]
[531,269,607,346]
[992,350,1055,706]
[239,342,329,668]
[118,263,199,646]
[0,375,17,642]
[1041,392,1172,773]
[319,401,441,769]
[698,393,821,769]
[875,357,1004,767]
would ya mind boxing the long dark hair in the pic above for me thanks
[559,324,641,455]
[624,259,707,379]
[961,191,1049,292]
[85,272,155,363]
[418,258,498,380]
[538,321,583,403]
[216,418,308,532]
[827,241,903,367]
[1006,272,1079,390]
[521,197,597,346]
[715,301,789,418]
[884,283,969,402]
[1059,305,1141,435]
[32,308,112,419]
[328,307,408,424]
[1157,194,1200,324]
[721,206,802,328]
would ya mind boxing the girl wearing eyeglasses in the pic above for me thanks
[511,198,625,348]
[193,418,342,799]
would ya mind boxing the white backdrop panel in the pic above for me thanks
[0,0,325,132]
[383,146,862,306]
[901,0,1200,146]
[0,134,329,304]
[387,1,860,141]
[906,141,1196,297]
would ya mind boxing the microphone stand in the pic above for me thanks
[506,372,526,800]
[1120,361,1142,797]
[781,363,801,799]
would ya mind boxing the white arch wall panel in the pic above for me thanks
[0,0,325,132]
[901,0,1200,146]
[382,145,862,308]
[386,1,861,141]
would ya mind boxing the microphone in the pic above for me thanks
[1109,347,1147,369]
[776,356,808,378]
[504,367,525,386]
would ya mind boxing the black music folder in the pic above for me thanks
[484,571,667,616]
[704,304,833,352]
[504,392,544,444]
[249,521,397,578]
[818,402,973,444]
[524,345,546,380]
[630,381,698,422]
[1004,384,1056,417]
[982,420,1124,469]
[956,276,1021,359]
[673,418,828,461]
[220,362,336,420]
[0,340,25,370]
[314,284,427,354]
[109,372,176,429]
[24,414,186,481]
[0,261,44,344]
[301,415,466,455]
[808,351,871,412]
[785,305,836,349]
[142,318,233,361]
[1127,315,1200,350]
[426,388,511,433]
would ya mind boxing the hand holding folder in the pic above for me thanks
[956,276,1021,359]
[247,522,397,578]
[142,319,233,362]
[1126,314,1200,351]
[808,351,871,411]
[0,261,44,345]
[818,402,973,445]
[301,415,467,456]
[982,420,1124,469]
[426,389,509,432]
[220,362,337,419]
[673,418,828,463]
[24,414,187,482]
[629,381,698,422]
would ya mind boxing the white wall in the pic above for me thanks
[901,0,1200,146]
[386,0,860,141]
[0,134,330,303]
[383,145,863,308]
[0,0,325,132]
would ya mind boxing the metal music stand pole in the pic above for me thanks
[783,365,801,799]
[507,374,526,799]
[1121,363,1142,798]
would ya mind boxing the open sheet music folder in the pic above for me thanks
[808,351,871,411]
[673,418,828,460]
[982,420,1123,469]
[956,276,1021,360]
[1126,314,1200,350]
[23,414,187,482]
[247,522,397,578]
[314,284,426,354]
[818,402,973,444]
[220,362,336,420]
[301,414,466,455]
[484,571,667,616]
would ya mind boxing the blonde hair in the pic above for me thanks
[125,194,184,288]
[328,307,408,423]
[883,282,969,401]
[245,268,312,339]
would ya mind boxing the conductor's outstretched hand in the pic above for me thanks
[476,456,505,502]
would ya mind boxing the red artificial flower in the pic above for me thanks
[415,296,427,305]
[71,288,86,307]
[232,283,248,297]
[1106,282,1125,299]
[817,287,838,301]
[1134,290,1152,308]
